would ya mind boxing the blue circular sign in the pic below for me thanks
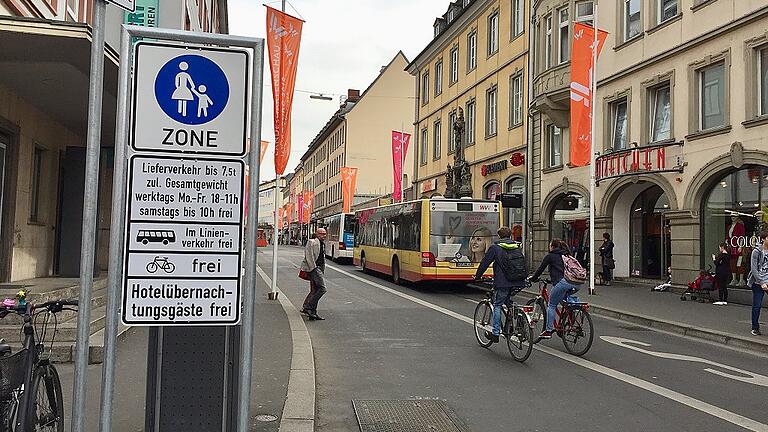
[154,54,229,125]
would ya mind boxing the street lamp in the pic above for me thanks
[309,93,333,101]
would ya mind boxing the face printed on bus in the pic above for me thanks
[469,227,492,261]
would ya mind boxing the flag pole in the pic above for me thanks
[588,6,599,296]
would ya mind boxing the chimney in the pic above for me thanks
[347,89,361,102]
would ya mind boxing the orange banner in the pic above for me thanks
[278,207,284,229]
[266,6,303,175]
[302,190,314,222]
[569,23,608,167]
[260,140,269,165]
[340,167,358,214]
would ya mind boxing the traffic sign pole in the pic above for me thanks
[71,0,106,430]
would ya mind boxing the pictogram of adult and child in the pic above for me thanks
[171,61,214,118]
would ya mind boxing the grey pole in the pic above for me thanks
[98,26,132,432]
[71,0,107,430]
[237,40,266,432]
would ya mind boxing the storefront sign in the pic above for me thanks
[510,152,525,167]
[124,0,157,27]
[481,160,508,176]
[596,142,684,184]
[421,178,438,193]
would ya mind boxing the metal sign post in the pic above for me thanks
[99,25,264,432]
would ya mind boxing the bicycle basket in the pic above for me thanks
[0,349,29,400]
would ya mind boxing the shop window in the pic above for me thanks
[550,194,589,268]
[505,177,525,242]
[610,98,628,150]
[484,181,501,200]
[575,1,594,26]
[622,0,641,43]
[512,0,524,38]
[649,84,672,142]
[488,11,499,56]
[546,125,562,168]
[467,30,477,71]
[558,8,569,64]
[466,100,476,145]
[435,60,443,96]
[702,166,768,286]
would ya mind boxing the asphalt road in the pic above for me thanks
[262,247,768,432]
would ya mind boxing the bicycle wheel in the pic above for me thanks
[525,297,547,343]
[561,308,594,357]
[0,398,18,432]
[164,262,176,273]
[29,365,63,432]
[506,310,534,362]
[473,301,494,348]
[146,262,158,274]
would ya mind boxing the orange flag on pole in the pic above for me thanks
[340,167,358,214]
[260,140,269,165]
[266,6,303,175]
[302,190,314,222]
[569,23,608,167]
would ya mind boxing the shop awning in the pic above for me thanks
[553,209,590,222]
[0,16,119,145]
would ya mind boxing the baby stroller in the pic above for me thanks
[680,267,716,302]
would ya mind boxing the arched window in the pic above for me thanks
[504,176,525,242]
[484,181,501,200]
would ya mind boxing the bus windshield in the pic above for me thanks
[429,207,500,263]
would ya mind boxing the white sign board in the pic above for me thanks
[131,42,249,156]
[109,0,135,12]
[122,155,244,325]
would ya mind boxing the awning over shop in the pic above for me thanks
[0,16,119,145]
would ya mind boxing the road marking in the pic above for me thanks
[601,336,768,388]
[325,263,768,432]
[464,298,478,304]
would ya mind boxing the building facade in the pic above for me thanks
[407,0,529,241]
[0,0,226,281]
[299,52,415,221]
[531,0,768,288]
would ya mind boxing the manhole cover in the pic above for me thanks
[255,414,278,422]
[352,399,470,432]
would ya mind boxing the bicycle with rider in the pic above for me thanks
[529,239,579,339]
[473,226,527,344]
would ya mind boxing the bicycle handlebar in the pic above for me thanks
[0,298,79,316]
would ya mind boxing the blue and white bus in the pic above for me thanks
[324,213,356,261]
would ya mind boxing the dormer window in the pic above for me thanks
[463,0,470,6]
[448,9,455,22]
[434,23,441,37]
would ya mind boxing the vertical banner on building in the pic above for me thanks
[278,207,284,229]
[259,140,269,165]
[302,190,314,222]
[297,192,304,223]
[340,167,358,214]
[569,23,608,167]
[391,131,411,202]
[266,6,304,175]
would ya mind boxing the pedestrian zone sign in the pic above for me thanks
[131,42,249,156]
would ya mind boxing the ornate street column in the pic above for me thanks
[445,108,473,198]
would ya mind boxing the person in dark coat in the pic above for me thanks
[599,232,615,286]
[713,242,731,305]
[474,227,526,343]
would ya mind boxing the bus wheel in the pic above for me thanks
[392,257,401,285]
[361,253,368,273]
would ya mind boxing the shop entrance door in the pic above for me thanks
[630,185,669,279]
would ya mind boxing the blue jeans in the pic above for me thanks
[752,283,765,331]
[546,279,579,332]
[492,286,514,336]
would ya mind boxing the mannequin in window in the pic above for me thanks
[727,216,745,285]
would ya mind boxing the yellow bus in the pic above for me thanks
[353,198,502,283]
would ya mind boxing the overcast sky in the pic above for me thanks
[227,0,441,182]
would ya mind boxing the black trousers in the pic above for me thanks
[302,269,327,313]
[716,276,729,302]
[602,265,613,282]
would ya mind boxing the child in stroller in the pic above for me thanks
[680,266,717,302]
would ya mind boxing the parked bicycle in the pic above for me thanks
[146,256,175,274]
[0,291,78,431]
[526,279,594,356]
[470,279,535,362]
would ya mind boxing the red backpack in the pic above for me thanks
[562,254,587,285]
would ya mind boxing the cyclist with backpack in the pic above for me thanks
[473,226,527,343]
[529,239,586,339]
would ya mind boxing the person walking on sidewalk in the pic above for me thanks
[713,242,731,305]
[529,239,580,339]
[473,227,527,344]
[300,228,328,321]
[599,233,615,286]
[747,230,768,335]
